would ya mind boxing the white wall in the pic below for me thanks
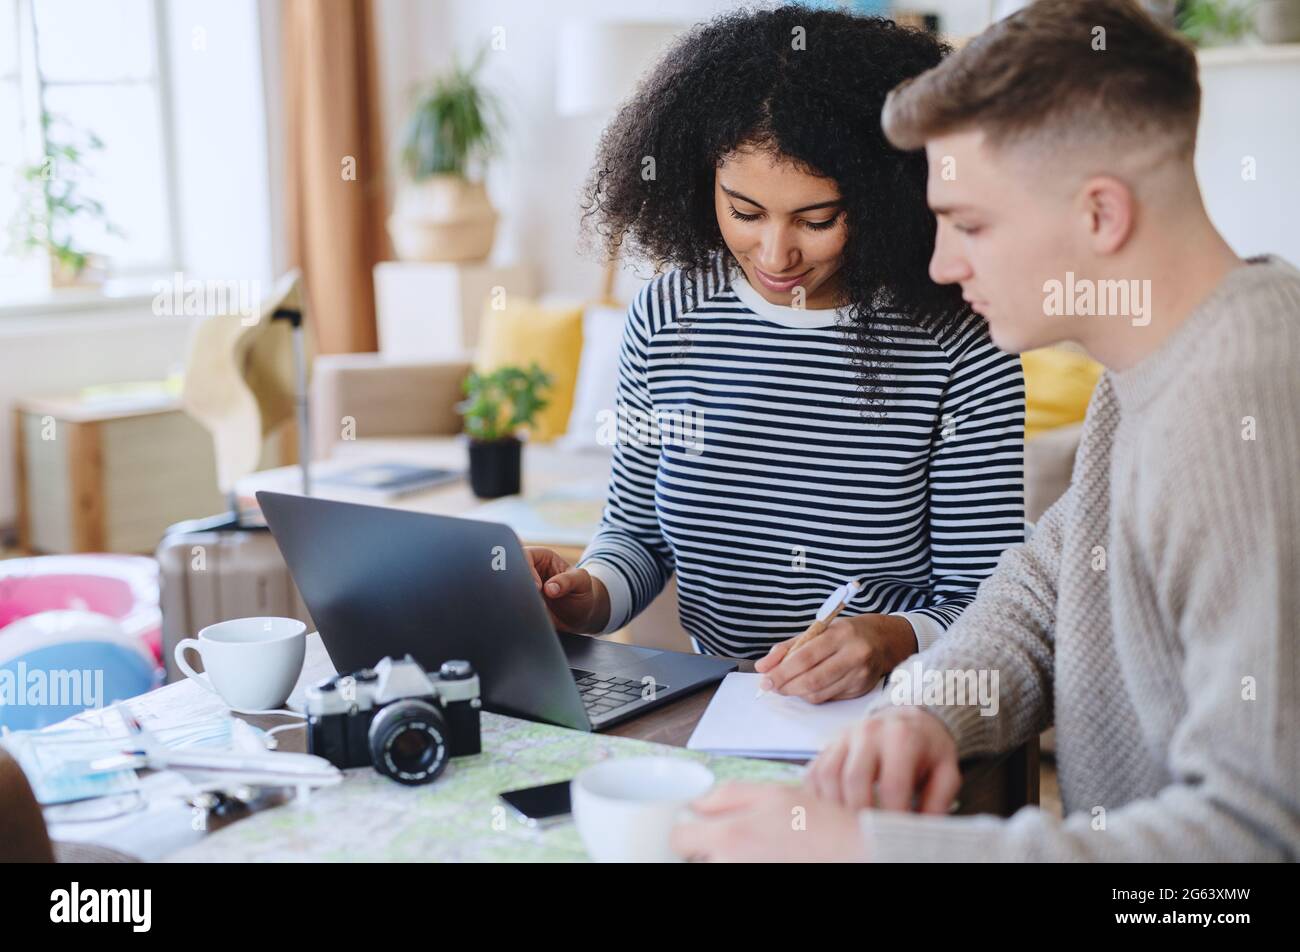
[927,0,1001,37]
[1196,47,1300,265]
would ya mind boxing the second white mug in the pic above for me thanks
[572,756,714,862]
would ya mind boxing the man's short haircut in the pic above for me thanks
[882,0,1201,158]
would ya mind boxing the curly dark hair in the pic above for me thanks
[580,5,970,397]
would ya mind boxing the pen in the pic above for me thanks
[756,579,861,698]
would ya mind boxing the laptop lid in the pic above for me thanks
[255,491,592,732]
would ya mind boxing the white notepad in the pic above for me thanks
[687,672,886,760]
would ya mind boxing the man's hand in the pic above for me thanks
[525,547,611,634]
[753,613,917,703]
[669,782,869,862]
[806,706,961,813]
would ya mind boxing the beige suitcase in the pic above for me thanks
[156,530,313,683]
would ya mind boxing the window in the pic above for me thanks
[1,0,176,299]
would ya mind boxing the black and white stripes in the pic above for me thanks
[579,258,1025,660]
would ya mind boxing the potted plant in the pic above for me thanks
[458,363,551,499]
[7,112,121,288]
[389,47,502,262]
[1176,0,1255,45]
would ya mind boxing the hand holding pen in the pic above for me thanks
[754,580,919,704]
[756,579,861,698]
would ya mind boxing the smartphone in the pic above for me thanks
[499,780,572,827]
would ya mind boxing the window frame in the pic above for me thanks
[2,0,182,302]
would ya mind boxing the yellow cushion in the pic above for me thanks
[473,299,584,442]
[1021,346,1104,441]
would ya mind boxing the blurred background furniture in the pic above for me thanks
[155,530,314,683]
[374,261,535,360]
[12,393,227,554]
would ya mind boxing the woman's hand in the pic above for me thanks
[805,707,961,814]
[753,612,917,703]
[525,547,611,635]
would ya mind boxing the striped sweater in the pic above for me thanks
[578,257,1025,659]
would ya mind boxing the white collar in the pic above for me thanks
[729,268,845,329]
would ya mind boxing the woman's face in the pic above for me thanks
[715,145,848,309]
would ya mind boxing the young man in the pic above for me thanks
[671,0,1300,862]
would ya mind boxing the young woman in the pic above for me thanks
[528,6,1025,703]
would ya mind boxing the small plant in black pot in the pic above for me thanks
[458,363,551,499]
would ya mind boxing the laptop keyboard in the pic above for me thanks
[570,668,667,719]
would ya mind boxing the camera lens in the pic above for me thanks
[368,700,449,785]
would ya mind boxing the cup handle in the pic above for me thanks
[173,639,218,694]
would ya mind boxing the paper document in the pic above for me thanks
[687,672,885,760]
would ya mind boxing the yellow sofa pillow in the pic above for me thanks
[1021,346,1104,441]
[473,299,584,442]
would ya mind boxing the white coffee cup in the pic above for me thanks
[173,616,307,712]
[572,756,714,862]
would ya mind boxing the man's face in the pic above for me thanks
[924,130,1082,353]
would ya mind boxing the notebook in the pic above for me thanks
[686,672,886,760]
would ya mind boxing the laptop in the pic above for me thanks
[256,491,736,731]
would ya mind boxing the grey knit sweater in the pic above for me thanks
[860,256,1300,861]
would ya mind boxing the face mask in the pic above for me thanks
[2,729,140,805]
[2,713,235,805]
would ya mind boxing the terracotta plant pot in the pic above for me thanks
[468,436,522,499]
[387,174,498,263]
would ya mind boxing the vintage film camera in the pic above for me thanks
[304,655,481,784]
